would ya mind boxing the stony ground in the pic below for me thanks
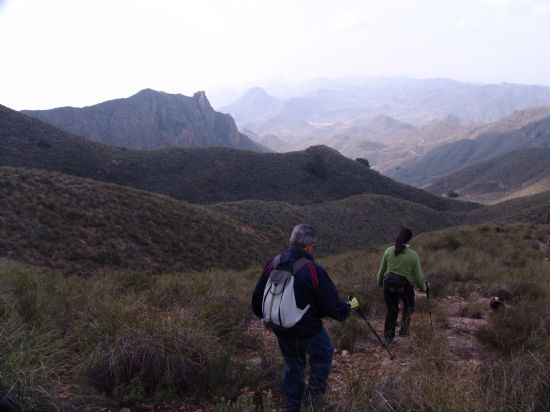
[227,292,493,412]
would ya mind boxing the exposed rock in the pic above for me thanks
[22,89,266,152]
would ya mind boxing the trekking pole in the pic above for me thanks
[425,281,433,329]
[356,308,395,360]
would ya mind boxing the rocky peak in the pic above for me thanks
[21,90,265,152]
[193,91,212,111]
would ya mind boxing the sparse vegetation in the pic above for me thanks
[1,223,548,410]
[0,167,269,273]
[1,106,474,210]
[3,104,550,411]
[428,148,550,203]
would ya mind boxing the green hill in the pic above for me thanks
[0,105,472,211]
[427,148,550,203]
[0,166,269,273]
[0,165,459,273]
[210,194,454,256]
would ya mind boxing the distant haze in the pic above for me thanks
[1,0,550,110]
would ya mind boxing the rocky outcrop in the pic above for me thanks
[22,89,266,151]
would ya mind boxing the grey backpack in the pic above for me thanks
[261,256,312,330]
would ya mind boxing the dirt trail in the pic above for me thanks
[153,293,494,411]
[239,292,493,411]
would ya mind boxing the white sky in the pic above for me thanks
[1,0,550,110]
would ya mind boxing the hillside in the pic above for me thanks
[334,115,475,171]
[427,148,550,203]
[22,89,265,152]
[0,164,462,273]
[2,160,547,275]
[0,105,472,211]
[223,79,550,172]
[387,108,550,186]
[210,194,454,256]
[462,189,550,225]
[1,223,548,410]
[0,166,269,273]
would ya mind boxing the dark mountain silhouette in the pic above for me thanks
[386,108,550,186]
[427,148,550,203]
[0,104,473,211]
[22,89,265,152]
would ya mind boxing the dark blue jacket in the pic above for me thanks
[252,247,350,339]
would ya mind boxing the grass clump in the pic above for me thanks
[1,223,549,410]
[0,260,275,410]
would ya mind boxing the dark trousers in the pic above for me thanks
[276,328,334,412]
[383,274,415,341]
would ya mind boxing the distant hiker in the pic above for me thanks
[377,227,426,343]
[252,224,357,412]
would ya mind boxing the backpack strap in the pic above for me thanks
[262,255,281,278]
[292,258,319,289]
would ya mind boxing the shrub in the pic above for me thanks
[474,355,550,411]
[305,154,329,178]
[475,300,549,354]
[85,313,216,402]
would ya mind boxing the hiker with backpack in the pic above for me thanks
[252,224,358,412]
[377,227,426,343]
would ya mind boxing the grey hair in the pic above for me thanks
[290,224,317,248]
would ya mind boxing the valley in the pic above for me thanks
[1,77,550,411]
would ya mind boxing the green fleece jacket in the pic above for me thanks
[376,245,426,291]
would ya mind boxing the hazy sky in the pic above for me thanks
[1,0,550,110]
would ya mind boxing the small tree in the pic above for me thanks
[355,158,370,168]
[305,154,329,178]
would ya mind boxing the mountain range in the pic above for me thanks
[386,107,550,186]
[426,148,550,203]
[222,77,550,130]
[22,89,265,152]
[220,78,550,198]
[2,79,550,274]
[1,104,470,210]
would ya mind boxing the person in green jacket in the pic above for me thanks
[377,227,426,343]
